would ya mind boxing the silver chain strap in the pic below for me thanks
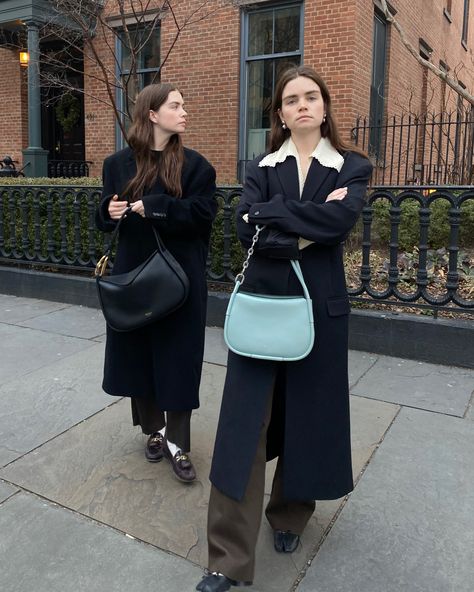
[235,225,263,285]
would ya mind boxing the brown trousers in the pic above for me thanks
[131,397,192,452]
[207,389,315,583]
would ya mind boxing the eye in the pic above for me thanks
[286,99,296,105]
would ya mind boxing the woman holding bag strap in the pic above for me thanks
[196,66,372,592]
[96,83,217,483]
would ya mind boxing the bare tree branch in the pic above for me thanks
[379,0,474,105]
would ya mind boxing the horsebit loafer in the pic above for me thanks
[163,441,196,482]
[144,432,164,462]
[273,529,300,553]
[196,572,250,592]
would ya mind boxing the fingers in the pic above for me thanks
[108,195,129,220]
[326,187,348,202]
[130,200,145,217]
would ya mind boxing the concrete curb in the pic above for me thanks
[1,265,472,369]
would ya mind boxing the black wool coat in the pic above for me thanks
[96,146,217,410]
[210,150,373,502]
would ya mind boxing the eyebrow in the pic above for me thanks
[283,90,321,101]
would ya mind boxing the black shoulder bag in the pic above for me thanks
[95,207,190,332]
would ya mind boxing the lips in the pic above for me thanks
[297,116,312,121]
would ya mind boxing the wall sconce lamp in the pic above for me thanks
[19,51,29,67]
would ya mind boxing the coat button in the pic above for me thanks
[254,210,260,215]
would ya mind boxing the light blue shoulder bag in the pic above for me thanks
[224,226,315,361]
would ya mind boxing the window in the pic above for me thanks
[239,3,303,179]
[419,39,433,116]
[462,0,470,47]
[369,13,388,159]
[116,25,161,148]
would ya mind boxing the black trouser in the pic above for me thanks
[131,397,192,452]
[206,388,315,583]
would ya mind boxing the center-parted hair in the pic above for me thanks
[125,83,184,201]
[269,65,366,157]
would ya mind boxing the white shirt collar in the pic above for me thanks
[258,136,344,172]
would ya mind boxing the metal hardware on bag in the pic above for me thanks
[235,224,264,285]
[95,255,109,277]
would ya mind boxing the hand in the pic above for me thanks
[108,194,129,220]
[130,200,145,217]
[325,187,348,202]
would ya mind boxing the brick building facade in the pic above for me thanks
[0,0,473,183]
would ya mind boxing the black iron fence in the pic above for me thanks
[0,184,472,315]
[48,160,92,178]
[353,111,474,186]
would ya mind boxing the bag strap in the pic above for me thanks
[95,206,165,277]
[235,225,310,298]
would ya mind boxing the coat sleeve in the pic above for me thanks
[236,158,300,259]
[247,152,373,246]
[142,162,217,237]
[95,157,119,233]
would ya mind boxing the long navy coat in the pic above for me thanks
[96,147,217,410]
[210,150,373,502]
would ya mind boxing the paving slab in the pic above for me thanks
[17,305,106,339]
[0,343,112,467]
[0,323,96,386]
[466,402,474,421]
[297,407,474,592]
[0,492,203,592]
[0,294,69,323]
[351,355,474,416]
[203,326,228,366]
[1,361,398,592]
[0,480,18,503]
[348,350,378,388]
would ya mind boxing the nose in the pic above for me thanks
[182,108,187,117]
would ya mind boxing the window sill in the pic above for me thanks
[443,9,452,23]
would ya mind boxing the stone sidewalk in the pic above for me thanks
[0,293,473,592]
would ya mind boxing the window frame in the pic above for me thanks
[115,25,161,150]
[462,0,470,48]
[238,1,304,180]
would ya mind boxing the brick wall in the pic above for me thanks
[0,47,28,166]
[1,0,473,181]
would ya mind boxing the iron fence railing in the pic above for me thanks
[353,111,474,186]
[48,160,93,178]
[0,184,472,315]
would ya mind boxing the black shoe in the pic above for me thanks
[163,441,196,482]
[145,432,164,462]
[273,530,300,553]
[196,573,234,592]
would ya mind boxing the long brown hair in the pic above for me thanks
[269,65,367,157]
[125,83,184,201]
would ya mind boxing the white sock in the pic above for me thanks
[167,439,180,457]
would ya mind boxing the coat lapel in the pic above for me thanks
[300,159,332,202]
[275,157,300,200]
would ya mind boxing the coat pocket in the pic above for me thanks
[326,296,351,317]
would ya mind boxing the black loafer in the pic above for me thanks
[145,432,164,462]
[163,441,196,482]
[273,529,300,553]
[196,573,234,592]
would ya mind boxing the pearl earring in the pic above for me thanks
[323,114,327,123]
[282,121,287,129]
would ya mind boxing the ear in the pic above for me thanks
[277,108,284,123]
[149,110,158,124]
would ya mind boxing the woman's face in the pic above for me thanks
[279,76,325,134]
[149,90,187,134]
